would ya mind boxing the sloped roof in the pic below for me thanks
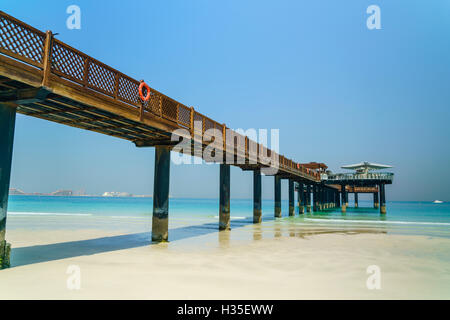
[341,161,393,170]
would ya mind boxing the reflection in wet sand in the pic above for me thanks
[218,229,230,248]
[252,224,262,241]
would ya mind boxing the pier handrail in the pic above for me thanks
[326,172,394,182]
[0,11,319,181]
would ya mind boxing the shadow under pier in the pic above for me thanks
[11,217,267,268]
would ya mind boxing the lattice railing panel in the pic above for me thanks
[0,13,45,67]
[161,97,178,121]
[117,75,140,106]
[204,117,215,132]
[147,92,161,115]
[87,60,116,96]
[178,105,191,127]
[193,112,204,133]
[51,41,85,83]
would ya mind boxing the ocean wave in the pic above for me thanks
[213,215,247,220]
[303,218,450,226]
[8,212,92,217]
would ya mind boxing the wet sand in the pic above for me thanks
[1,217,450,299]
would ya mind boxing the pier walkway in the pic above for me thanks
[0,12,392,267]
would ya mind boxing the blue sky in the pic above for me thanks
[3,0,450,200]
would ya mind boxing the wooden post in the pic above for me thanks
[219,164,231,230]
[41,30,53,87]
[0,103,16,269]
[354,192,359,208]
[253,169,262,223]
[288,179,295,216]
[152,146,171,242]
[274,176,281,217]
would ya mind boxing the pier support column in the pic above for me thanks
[288,179,295,216]
[306,185,311,213]
[336,191,340,207]
[152,145,171,242]
[0,104,16,269]
[219,164,231,229]
[317,186,322,211]
[373,192,379,209]
[341,185,347,213]
[312,185,318,212]
[354,193,359,208]
[253,169,262,223]
[379,183,386,214]
[298,183,304,214]
[274,176,281,218]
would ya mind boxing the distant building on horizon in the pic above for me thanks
[50,190,73,196]
[102,191,133,197]
[9,188,25,195]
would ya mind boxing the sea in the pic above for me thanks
[6,195,450,240]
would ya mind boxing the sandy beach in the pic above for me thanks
[1,218,450,300]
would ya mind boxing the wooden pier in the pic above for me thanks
[0,12,392,268]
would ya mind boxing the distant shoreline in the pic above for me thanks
[7,195,447,202]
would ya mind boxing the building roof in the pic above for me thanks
[341,161,393,171]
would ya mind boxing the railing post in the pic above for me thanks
[189,107,195,137]
[41,30,53,87]
[113,73,119,99]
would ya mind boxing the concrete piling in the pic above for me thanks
[152,145,171,242]
[288,179,295,216]
[298,183,304,214]
[0,103,16,269]
[379,183,386,214]
[274,176,282,218]
[253,169,262,223]
[219,164,231,229]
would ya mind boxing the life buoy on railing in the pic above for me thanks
[139,81,151,102]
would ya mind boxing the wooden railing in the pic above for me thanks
[0,11,320,181]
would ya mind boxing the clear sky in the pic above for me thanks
[3,0,450,201]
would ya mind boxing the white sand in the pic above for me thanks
[1,226,449,299]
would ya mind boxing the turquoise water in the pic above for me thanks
[6,195,450,238]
